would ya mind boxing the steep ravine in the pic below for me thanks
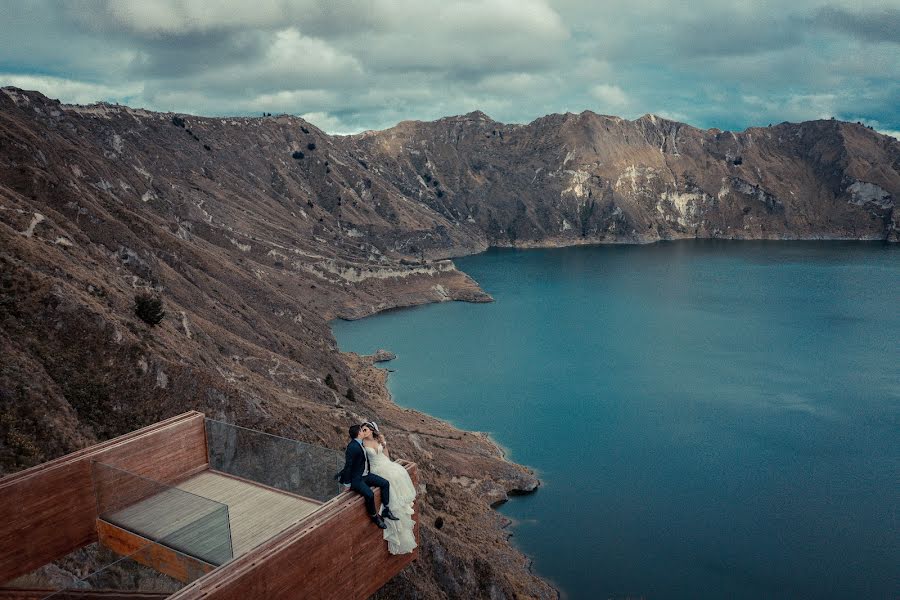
[1,87,897,599]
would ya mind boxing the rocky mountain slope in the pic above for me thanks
[1,87,897,599]
[347,110,898,245]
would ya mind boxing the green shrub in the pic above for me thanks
[134,293,165,325]
[324,373,337,390]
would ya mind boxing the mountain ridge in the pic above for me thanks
[344,102,897,248]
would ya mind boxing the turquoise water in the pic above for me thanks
[331,241,899,599]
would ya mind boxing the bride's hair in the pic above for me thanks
[364,422,386,443]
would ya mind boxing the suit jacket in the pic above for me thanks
[337,439,369,484]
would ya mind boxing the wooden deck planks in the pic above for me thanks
[106,471,320,562]
[104,487,232,566]
[174,472,320,557]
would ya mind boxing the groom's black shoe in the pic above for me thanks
[371,514,387,529]
[381,507,400,521]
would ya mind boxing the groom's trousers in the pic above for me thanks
[350,473,390,516]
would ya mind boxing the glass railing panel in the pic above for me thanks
[3,542,152,597]
[205,418,344,502]
[92,462,233,566]
[40,544,186,599]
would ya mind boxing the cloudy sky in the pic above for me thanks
[2,0,898,136]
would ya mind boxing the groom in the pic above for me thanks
[338,423,399,529]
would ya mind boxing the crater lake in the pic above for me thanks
[332,240,899,600]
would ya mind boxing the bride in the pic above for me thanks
[362,421,417,554]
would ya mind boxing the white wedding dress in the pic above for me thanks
[366,444,417,554]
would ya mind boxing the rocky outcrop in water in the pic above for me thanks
[370,349,397,363]
[1,87,897,599]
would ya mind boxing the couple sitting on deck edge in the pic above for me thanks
[336,421,417,555]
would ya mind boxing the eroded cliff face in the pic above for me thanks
[1,87,897,599]
[345,110,898,246]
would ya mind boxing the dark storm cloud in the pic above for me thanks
[811,6,900,44]
[0,0,897,137]
[672,15,805,58]
[126,31,268,79]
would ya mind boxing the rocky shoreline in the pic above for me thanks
[342,352,557,600]
[327,268,558,597]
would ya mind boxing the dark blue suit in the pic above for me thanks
[338,438,390,516]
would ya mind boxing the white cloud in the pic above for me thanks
[68,0,569,41]
[590,84,628,108]
[245,88,335,111]
[438,0,567,40]
[139,87,337,116]
[0,74,142,105]
[0,1,895,134]
[70,0,304,36]
[655,110,691,123]
[265,29,363,77]
[472,72,559,95]
[178,29,363,92]
[787,93,839,119]
[300,111,360,135]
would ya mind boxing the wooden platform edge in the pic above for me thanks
[168,461,420,600]
[0,413,204,486]
[0,588,171,599]
[0,412,209,584]
[97,520,216,584]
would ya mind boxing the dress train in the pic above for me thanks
[366,444,417,555]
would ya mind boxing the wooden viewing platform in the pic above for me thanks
[105,471,320,560]
[0,412,419,599]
